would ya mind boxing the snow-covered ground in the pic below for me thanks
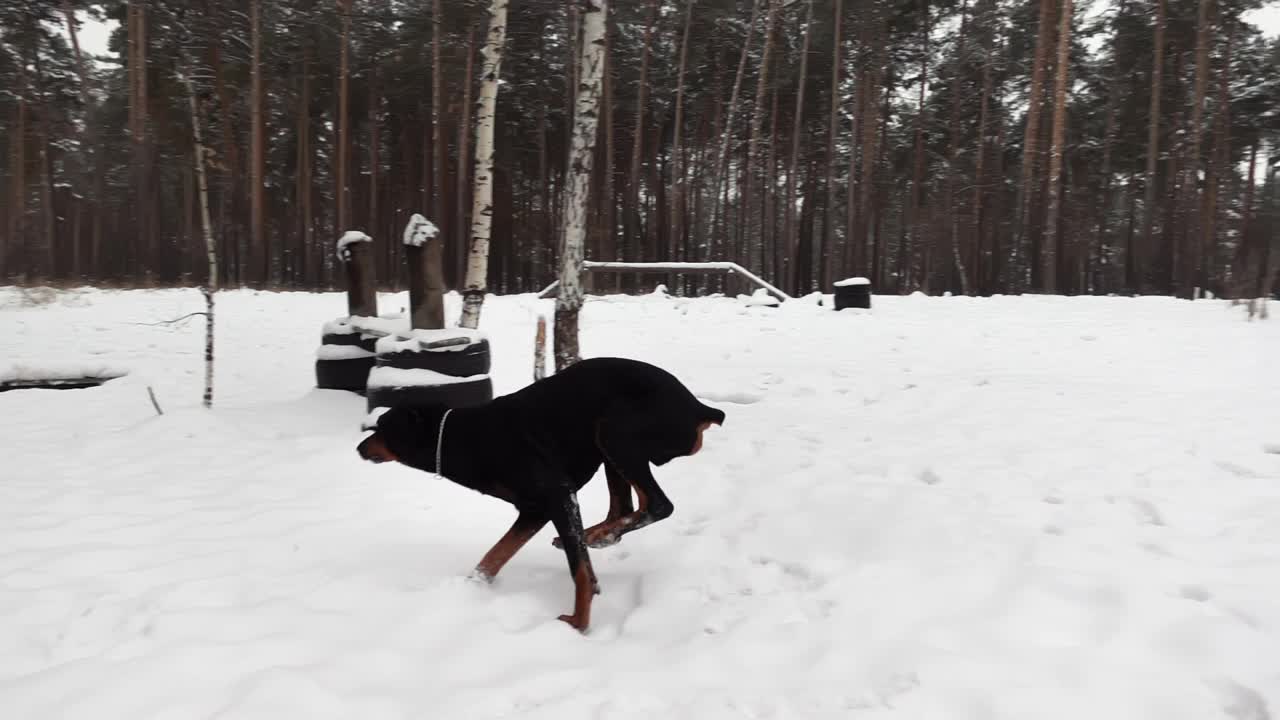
[2,286,1279,719]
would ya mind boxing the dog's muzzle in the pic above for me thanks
[357,433,397,464]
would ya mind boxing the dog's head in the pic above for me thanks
[357,431,399,464]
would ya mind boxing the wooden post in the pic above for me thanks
[534,314,547,381]
[404,214,444,329]
[339,231,377,317]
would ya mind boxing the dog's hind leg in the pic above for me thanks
[472,510,547,583]
[548,492,598,632]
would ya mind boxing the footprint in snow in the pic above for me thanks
[918,468,942,485]
[1179,584,1212,602]
[1214,680,1274,720]
[1216,460,1262,478]
[1128,497,1165,527]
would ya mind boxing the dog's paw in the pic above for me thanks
[467,568,495,585]
[586,534,620,549]
[558,613,590,633]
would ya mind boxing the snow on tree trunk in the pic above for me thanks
[458,0,510,330]
[554,0,608,372]
[181,53,217,409]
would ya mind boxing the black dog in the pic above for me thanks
[357,356,725,631]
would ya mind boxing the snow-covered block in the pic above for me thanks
[0,361,129,384]
[402,214,440,247]
[315,345,376,361]
[375,327,487,356]
[336,230,372,261]
[366,367,489,390]
[834,276,871,287]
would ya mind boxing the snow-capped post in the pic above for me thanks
[554,0,608,371]
[337,230,377,318]
[403,214,444,329]
[833,277,872,310]
[458,0,510,330]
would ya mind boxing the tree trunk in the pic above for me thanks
[1042,0,1074,294]
[456,28,477,288]
[297,46,313,286]
[746,0,779,274]
[1139,0,1166,292]
[180,54,218,409]
[459,0,511,329]
[905,0,929,292]
[1235,141,1258,295]
[1205,20,1232,293]
[945,0,971,294]
[709,0,762,262]
[627,0,658,271]
[972,1,994,294]
[669,0,694,289]
[432,0,447,289]
[369,66,381,278]
[821,0,844,289]
[63,1,98,281]
[555,0,609,370]
[786,0,814,292]
[337,0,354,239]
[33,43,57,280]
[1014,0,1056,291]
[250,0,266,285]
[1183,0,1214,294]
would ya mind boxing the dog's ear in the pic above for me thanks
[357,431,399,464]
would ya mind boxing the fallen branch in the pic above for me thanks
[147,385,164,416]
[134,312,211,328]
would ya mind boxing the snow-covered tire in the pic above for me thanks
[376,337,491,376]
[321,331,377,353]
[833,278,872,310]
[365,375,493,412]
[315,357,376,393]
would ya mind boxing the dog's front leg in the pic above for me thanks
[548,492,597,632]
[555,464,633,550]
[472,510,548,582]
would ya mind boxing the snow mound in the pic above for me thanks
[738,287,780,307]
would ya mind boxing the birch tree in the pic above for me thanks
[178,51,217,409]
[459,0,510,329]
[554,0,608,371]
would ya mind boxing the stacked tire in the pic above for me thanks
[365,330,494,412]
[833,277,872,310]
[315,317,381,394]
